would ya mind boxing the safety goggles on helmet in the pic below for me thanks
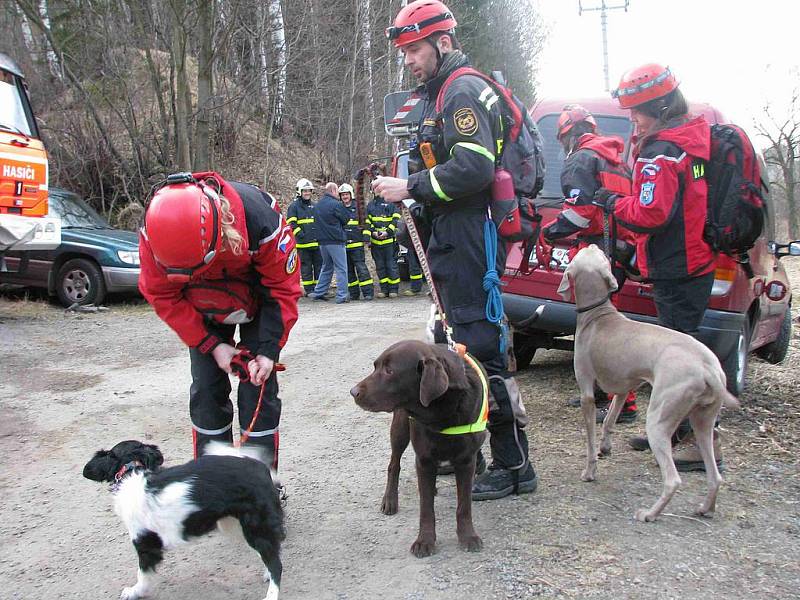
[144,172,224,283]
[385,11,454,41]
[612,65,678,109]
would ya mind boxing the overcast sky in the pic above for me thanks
[533,0,798,148]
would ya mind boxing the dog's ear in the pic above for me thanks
[602,265,619,294]
[557,270,573,302]
[131,443,164,471]
[439,350,470,390]
[83,449,120,482]
[418,357,450,407]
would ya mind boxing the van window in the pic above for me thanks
[536,114,633,202]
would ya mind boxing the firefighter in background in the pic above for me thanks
[402,247,424,296]
[339,183,374,301]
[287,178,322,295]
[373,0,538,500]
[366,193,401,298]
[540,104,639,424]
[138,172,301,464]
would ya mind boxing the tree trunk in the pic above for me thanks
[269,0,286,131]
[194,0,214,171]
[360,0,376,151]
[169,0,192,171]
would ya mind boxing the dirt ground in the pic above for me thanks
[1,272,799,600]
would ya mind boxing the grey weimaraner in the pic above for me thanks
[558,245,739,522]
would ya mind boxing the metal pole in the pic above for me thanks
[578,1,629,92]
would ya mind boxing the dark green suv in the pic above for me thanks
[0,188,140,306]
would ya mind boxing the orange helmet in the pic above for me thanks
[556,104,597,140]
[144,173,223,282]
[612,63,678,109]
[386,1,457,48]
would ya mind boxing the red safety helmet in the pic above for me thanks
[386,1,457,48]
[612,63,679,109]
[144,174,223,282]
[556,104,597,140]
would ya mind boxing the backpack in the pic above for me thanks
[703,124,766,274]
[435,67,544,243]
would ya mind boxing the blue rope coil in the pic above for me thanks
[483,218,507,356]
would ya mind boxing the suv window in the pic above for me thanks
[48,192,109,229]
[536,114,633,202]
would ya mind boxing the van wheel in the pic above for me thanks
[722,318,751,397]
[513,333,538,369]
[56,258,106,307]
[756,305,792,364]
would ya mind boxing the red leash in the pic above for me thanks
[230,348,285,447]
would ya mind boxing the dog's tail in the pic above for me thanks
[203,442,280,485]
[704,363,741,411]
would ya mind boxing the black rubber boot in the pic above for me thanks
[472,461,538,501]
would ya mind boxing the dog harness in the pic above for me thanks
[440,353,490,435]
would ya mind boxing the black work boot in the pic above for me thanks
[628,418,693,451]
[472,461,538,501]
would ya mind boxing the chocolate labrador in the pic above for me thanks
[350,340,487,557]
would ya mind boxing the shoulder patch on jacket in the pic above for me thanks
[285,248,298,274]
[639,182,656,206]
[454,107,478,136]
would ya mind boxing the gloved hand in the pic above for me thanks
[536,228,554,271]
[592,188,618,213]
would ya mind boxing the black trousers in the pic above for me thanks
[346,246,374,299]
[298,247,322,295]
[429,209,530,469]
[371,242,399,294]
[653,271,716,439]
[407,249,424,292]
[189,318,281,467]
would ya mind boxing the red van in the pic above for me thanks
[502,97,795,395]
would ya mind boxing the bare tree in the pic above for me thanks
[757,89,800,238]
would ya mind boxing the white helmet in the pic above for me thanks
[338,183,354,196]
[296,178,314,194]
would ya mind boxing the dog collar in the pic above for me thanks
[114,460,144,482]
[439,353,489,436]
[575,292,613,313]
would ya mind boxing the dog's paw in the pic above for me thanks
[634,508,657,522]
[693,506,715,519]
[598,443,612,457]
[580,467,596,482]
[380,494,398,515]
[458,534,483,552]
[120,586,146,600]
[410,537,436,558]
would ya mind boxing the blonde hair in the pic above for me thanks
[218,193,244,256]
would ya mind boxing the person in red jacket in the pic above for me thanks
[542,104,638,424]
[138,172,301,466]
[594,64,723,470]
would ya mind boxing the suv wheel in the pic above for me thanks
[756,305,792,364]
[513,332,538,369]
[722,318,751,397]
[56,258,106,307]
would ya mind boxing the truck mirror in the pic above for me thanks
[789,241,800,256]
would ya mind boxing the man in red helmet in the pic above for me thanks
[542,104,639,424]
[373,0,538,500]
[138,172,301,467]
[594,64,724,471]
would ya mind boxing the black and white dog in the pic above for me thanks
[83,440,284,600]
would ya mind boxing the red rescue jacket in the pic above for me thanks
[544,133,635,250]
[613,116,713,280]
[139,174,301,359]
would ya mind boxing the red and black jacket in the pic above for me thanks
[139,177,301,360]
[544,133,634,246]
[613,116,714,280]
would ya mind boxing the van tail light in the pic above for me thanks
[711,254,737,296]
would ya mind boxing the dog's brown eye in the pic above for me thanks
[384,365,393,375]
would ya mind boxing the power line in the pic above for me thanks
[578,1,630,92]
